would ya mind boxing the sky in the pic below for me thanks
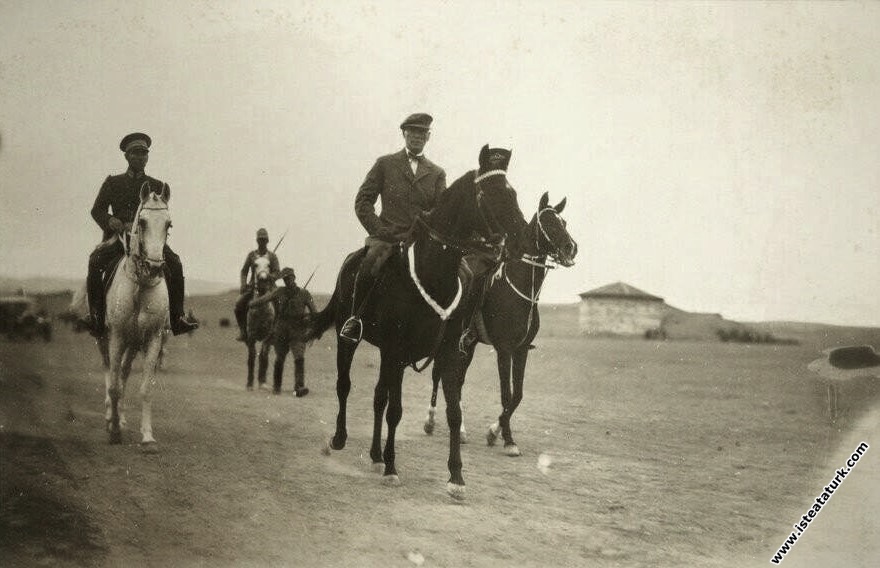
[1,1,878,327]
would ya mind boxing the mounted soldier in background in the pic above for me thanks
[85,132,198,338]
[234,228,281,341]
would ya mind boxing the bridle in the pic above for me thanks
[122,200,168,285]
[493,207,572,304]
[404,168,514,372]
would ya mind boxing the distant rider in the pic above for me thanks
[234,228,280,341]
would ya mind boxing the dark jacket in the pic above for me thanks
[91,171,166,240]
[355,149,446,241]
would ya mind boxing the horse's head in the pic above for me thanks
[253,257,272,293]
[471,145,528,246]
[132,181,171,276]
[533,192,578,267]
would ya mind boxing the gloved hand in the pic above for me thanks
[108,217,124,233]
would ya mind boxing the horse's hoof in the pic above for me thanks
[258,383,270,391]
[246,385,254,392]
[424,421,435,435]
[295,387,309,398]
[140,441,158,454]
[446,482,466,501]
[382,474,401,486]
[109,430,122,445]
[321,443,332,456]
[504,444,521,457]
[372,462,385,474]
[486,427,499,447]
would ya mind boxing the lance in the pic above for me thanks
[272,228,289,254]
[301,266,319,290]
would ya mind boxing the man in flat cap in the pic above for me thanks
[250,267,316,396]
[234,228,281,341]
[85,133,198,337]
[339,113,447,342]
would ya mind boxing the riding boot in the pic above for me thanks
[86,262,106,338]
[234,292,250,341]
[294,357,308,397]
[164,251,198,336]
[272,359,284,394]
[339,269,372,343]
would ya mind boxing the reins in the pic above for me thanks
[121,197,168,287]
[405,170,509,372]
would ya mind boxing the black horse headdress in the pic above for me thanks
[479,144,512,172]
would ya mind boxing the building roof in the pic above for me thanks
[578,282,664,302]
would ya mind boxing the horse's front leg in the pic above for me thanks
[118,347,138,430]
[501,347,529,457]
[246,342,256,390]
[488,350,512,448]
[257,338,272,388]
[424,373,441,435]
[105,336,126,444]
[370,372,390,473]
[380,356,405,484]
[139,333,164,451]
[325,340,355,453]
[441,364,466,500]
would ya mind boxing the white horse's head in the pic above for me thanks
[253,256,272,293]
[132,181,171,277]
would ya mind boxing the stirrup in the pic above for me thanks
[458,328,477,353]
[339,316,363,343]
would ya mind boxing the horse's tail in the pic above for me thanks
[304,287,338,343]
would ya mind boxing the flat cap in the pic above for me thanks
[256,228,269,239]
[120,132,151,152]
[280,267,295,279]
[400,113,433,130]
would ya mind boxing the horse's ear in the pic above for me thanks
[539,192,549,210]
[160,183,170,203]
[554,197,567,213]
[479,144,489,166]
[139,181,151,202]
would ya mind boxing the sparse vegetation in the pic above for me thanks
[717,327,800,345]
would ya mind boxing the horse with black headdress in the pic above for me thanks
[306,145,528,499]
[423,192,578,456]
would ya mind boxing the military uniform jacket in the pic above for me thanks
[91,171,167,241]
[355,149,446,241]
[271,286,316,338]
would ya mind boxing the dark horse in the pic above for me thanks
[423,192,577,456]
[306,145,528,499]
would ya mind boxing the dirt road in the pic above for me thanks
[2,322,878,567]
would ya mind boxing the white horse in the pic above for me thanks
[245,256,276,390]
[102,181,172,451]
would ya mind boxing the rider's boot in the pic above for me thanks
[85,262,106,339]
[339,270,373,343]
[164,254,199,336]
[294,357,308,397]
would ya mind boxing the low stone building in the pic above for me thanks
[578,282,668,336]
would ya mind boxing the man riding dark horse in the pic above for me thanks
[340,112,447,342]
[85,132,198,338]
[234,228,281,341]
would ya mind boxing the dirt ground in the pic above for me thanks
[2,313,879,567]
